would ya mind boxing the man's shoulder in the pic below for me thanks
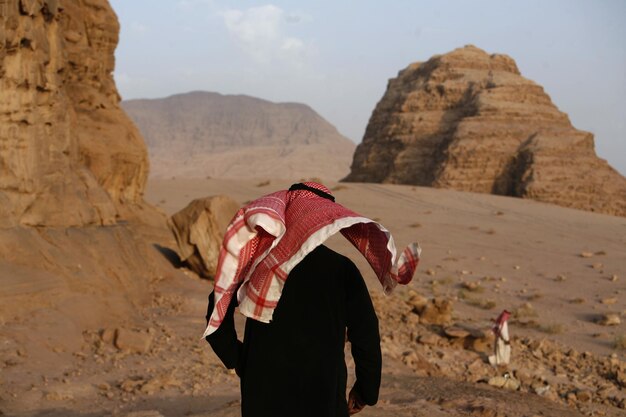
[312,244,357,268]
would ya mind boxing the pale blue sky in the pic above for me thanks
[110,0,626,175]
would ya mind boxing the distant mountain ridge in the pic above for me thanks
[122,91,356,180]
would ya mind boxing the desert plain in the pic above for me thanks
[2,176,624,417]
[1,1,625,416]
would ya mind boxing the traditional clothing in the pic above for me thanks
[204,182,421,416]
[203,182,420,338]
[489,310,511,366]
[206,245,380,417]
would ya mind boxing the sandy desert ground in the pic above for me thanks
[1,178,624,417]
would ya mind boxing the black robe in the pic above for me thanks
[205,245,382,417]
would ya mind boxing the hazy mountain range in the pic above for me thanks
[122,91,356,180]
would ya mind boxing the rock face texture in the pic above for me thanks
[169,195,239,279]
[122,91,356,181]
[344,45,626,217]
[0,0,149,227]
[0,0,174,358]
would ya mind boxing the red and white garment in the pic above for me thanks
[489,310,512,366]
[203,182,421,338]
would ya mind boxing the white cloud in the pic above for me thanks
[279,37,305,65]
[177,0,214,8]
[281,37,304,52]
[219,4,309,67]
[130,22,148,34]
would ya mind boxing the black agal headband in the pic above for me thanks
[288,183,335,202]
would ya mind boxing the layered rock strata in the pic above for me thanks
[344,45,626,217]
[0,0,149,227]
[0,0,172,357]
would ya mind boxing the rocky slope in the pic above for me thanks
[0,0,177,362]
[344,45,626,217]
[122,91,356,180]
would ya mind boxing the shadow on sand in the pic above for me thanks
[153,243,183,269]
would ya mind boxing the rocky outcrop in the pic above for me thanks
[344,45,626,217]
[122,91,356,181]
[371,290,626,414]
[0,0,149,227]
[0,0,175,361]
[169,195,239,279]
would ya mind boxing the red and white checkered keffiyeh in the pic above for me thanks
[203,182,421,337]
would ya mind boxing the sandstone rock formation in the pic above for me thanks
[169,195,239,279]
[344,45,626,217]
[0,0,174,359]
[122,91,356,181]
[1,0,149,227]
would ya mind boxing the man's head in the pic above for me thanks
[288,182,335,202]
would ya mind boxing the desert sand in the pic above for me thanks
[148,178,626,358]
[2,1,624,416]
[3,178,623,417]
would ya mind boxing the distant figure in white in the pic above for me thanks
[489,310,511,366]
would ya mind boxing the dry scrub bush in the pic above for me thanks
[466,298,497,310]
[513,303,538,319]
[538,323,565,334]
[458,290,496,310]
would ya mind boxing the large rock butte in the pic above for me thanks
[1,0,149,227]
[344,45,626,217]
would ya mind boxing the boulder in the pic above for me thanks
[597,313,621,326]
[114,328,154,354]
[487,375,520,391]
[406,291,428,313]
[444,327,471,339]
[402,351,437,376]
[169,196,240,278]
[419,298,453,326]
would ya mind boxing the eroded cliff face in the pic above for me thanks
[0,0,149,227]
[0,0,174,361]
[344,45,626,217]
